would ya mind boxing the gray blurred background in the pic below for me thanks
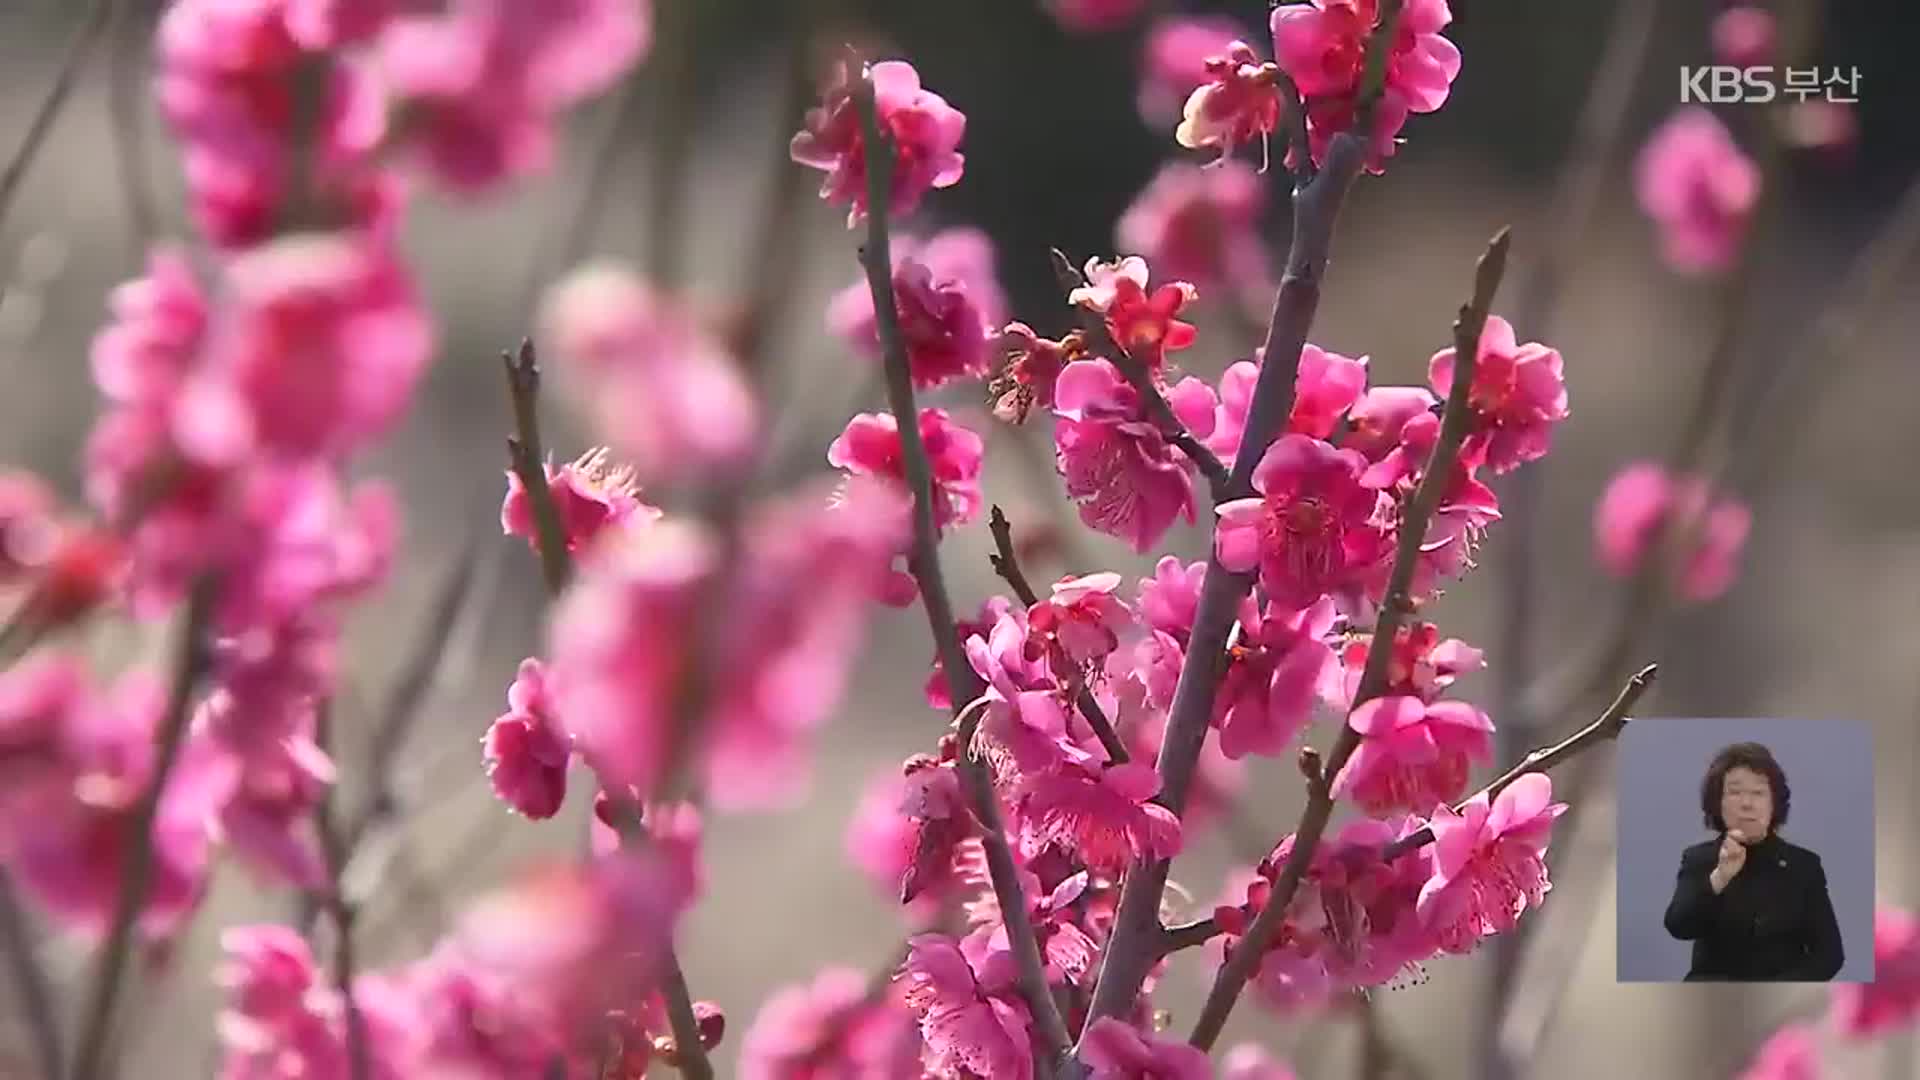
[2,0,1918,1076]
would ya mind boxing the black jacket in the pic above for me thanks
[1662,833,1845,981]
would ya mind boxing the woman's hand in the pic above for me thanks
[1708,829,1749,893]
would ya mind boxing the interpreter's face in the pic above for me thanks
[1720,766,1774,841]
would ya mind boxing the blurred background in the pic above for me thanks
[2,0,1917,1076]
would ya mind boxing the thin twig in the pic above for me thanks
[988,505,1130,765]
[854,70,1070,1071]
[1377,663,1654,860]
[501,340,573,595]
[69,574,217,1080]
[1072,0,1423,1016]
[1048,250,1231,503]
[955,699,1077,1070]
[1159,663,1656,956]
[0,0,116,240]
[656,950,715,1080]
[0,872,62,1080]
[1186,225,1510,1051]
[312,705,370,1080]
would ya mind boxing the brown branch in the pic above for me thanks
[69,574,217,1080]
[312,705,370,1080]
[501,340,573,595]
[988,505,1130,766]
[0,872,62,1080]
[0,0,115,239]
[954,699,1077,1071]
[1074,127,1371,1047]
[1048,250,1231,503]
[1275,68,1313,190]
[1186,224,1510,1051]
[854,72,1070,1071]
[656,950,715,1080]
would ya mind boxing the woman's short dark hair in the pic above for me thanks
[1699,741,1791,833]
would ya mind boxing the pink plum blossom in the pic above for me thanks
[828,408,985,532]
[898,934,1034,1080]
[827,227,1006,389]
[1139,17,1248,127]
[1081,1017,1212,1079]
[965,608,1074,782]
[1713,6,1776,67]
[1137,556,1206,645]
[483,657,572,819]
[1330,694,1494,815]
[1054,359,1198,553]
[1116,160,1269,292]
[738,968,921,1079]
[1335,620,1484,706]
[791,60,967,225]
[1417,772,1566,954]
[1046,0,1147,34]
[215,925,360,1077]
[1829,907,1920,1038]
[1212,595,1342,760]
[1026,572,1135,680]
[1175,41,1284,165]
[376,0,653,192]
[1737,1024,1822,1080]
[501,446,660,556]
[845,761,971,912]
[183,234,434,465]
[1214,434,1390,608]
[1215,816,1437,1008]
[1018,759,1182,873]
[1208,344,1369,461]
[1270,0,1462,172]
[1636,108,1761,273]
[1427,314,1569,475]
[1069,256,1198,374]
[538,261,760,483]
[992,323,1085,423]
[1594,462,1751,603]
[0,472,59,584]
[546,520,713,798]
[1,667,217,938]
[1345,385,1439,462]
[1223,1045,1299,1079]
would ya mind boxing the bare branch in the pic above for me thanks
[0,872,62,1080]
[501,340,574,595]
[855,71,1069,1070]
[312,706,370,1080]
[0,0,115,239]
[69,574,217,1080]
[1186,225,1511,1051]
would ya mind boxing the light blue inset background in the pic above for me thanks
[1614,716,1875,983]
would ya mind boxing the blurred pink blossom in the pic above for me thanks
[1054,359,1198,553]
[827,227,1007,388]
[1139,17,1248,127]
[1081,1016,1211,1079]
[1636,107,1760,273]
[483,657,572,819]
[1594,462,1751,602]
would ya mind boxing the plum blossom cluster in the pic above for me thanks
[1,2,672,1075]
[1171,0,1463,173]
[213,843,707,1076]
